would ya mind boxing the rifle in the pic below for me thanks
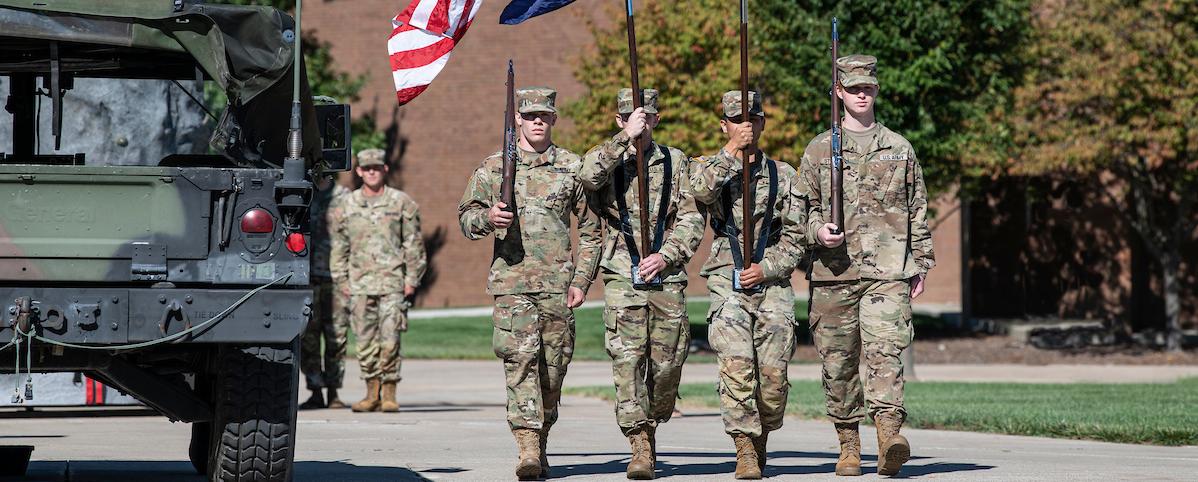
[500,60,517,211]
[829,18,844,233]
[625,0,655,288]
[737,0,754,283]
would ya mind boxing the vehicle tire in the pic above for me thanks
[208,341,300,482]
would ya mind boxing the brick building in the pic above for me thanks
[305,0,964,310]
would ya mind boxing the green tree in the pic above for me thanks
[565,0,1030,198]
[215,0,384,152]
[971,0,1198,350]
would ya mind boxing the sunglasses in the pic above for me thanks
[519,112,554,121]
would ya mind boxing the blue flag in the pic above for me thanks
[500,0,578,25]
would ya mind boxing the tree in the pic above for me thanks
[564,0,1030,198]
[972,0,1198,351]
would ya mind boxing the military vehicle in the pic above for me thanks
[0,1,351,480]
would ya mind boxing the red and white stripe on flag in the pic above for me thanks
[389,0,482,105]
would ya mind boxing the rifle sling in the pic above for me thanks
[714,156,779,270]
[614,144,672,264]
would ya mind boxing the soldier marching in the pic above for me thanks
[579,88,704,479]
[458,87,603,480]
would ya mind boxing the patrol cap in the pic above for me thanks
[837,54,878,88]
[357,148,386,167]
[721,90,764,118]
[617,88,659,115]
[516,86,557,114]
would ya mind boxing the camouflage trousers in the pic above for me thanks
[602,276,690,436]
[810,279,913,424]
[300,278,350,390]
[351,293,408,383]
[707,275,797,437]
[492,292,575,431]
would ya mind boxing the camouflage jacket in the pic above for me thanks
[458,145,602,295]
[330,186,428,295]
[799,123,935,281]
[579,132,704,283]
[309,182,351,279]
[691,149,806,284]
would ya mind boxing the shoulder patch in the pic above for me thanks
[880,154,908,161]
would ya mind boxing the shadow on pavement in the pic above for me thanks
[551,450,991,479]
[10,460,432,482]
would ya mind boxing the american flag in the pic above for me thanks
[389,0,483,105]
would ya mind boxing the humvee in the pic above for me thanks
[0,1,351,480]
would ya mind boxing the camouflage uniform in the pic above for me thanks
[458,87,602,432]
[800,56,935,425]
[692,91,807,438]
[330,176,427,384]
[301,181,352,391]
[579,88,705,436]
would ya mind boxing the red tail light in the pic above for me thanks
[285,232,307,254]
[240,208,274,233]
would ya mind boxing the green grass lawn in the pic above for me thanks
[565,378,1198,446]
[383,299,942,360]
[397,302,718,361]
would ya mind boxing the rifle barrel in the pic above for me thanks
[829,18,844,232]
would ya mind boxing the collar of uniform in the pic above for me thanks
[843,123,891,155]
[519,145,556,167]
[355,185,389,206]
[624,141,666,167]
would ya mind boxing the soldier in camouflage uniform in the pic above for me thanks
[691,91,806,480]
[799,55,935,477]
[458,87,603,480]
[330,148,428,414]
[300,174,352,410]
[579,88,705,480]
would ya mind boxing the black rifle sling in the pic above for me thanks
[614,144,673,264]
[717,157,779,270]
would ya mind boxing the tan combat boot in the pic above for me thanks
[751,432,768,473]
[512,428,542,480]
[834,423,862,476]
[645,425,657,466]
[875,413,910,476]
[626,427,654,479]
[379,381,399,412]
[732,434,762,479]
[539,427,551,477]
[351,378,381,413]
[326,388,346,409]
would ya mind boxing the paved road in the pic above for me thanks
[3,360,1197,481]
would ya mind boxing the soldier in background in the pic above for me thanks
[579,88,704,479]
[330,148,427,414]
[799,55,934,477]
[299,173,352,409]
[691,91,806,479]
[458,87,603,480]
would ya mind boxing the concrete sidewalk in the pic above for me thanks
[6,359,1197,481]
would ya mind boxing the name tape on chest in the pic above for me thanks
[879,153,909,161]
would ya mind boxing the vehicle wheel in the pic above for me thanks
[208,341,300,481]
[190,421,212,475]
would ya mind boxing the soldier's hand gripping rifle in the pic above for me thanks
[829,18,844,234]
[500,60,517,212]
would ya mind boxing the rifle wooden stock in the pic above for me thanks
[829,18,844,233]
[626,1,651,257]
[500,60,516,211]
[739,0,753,267]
